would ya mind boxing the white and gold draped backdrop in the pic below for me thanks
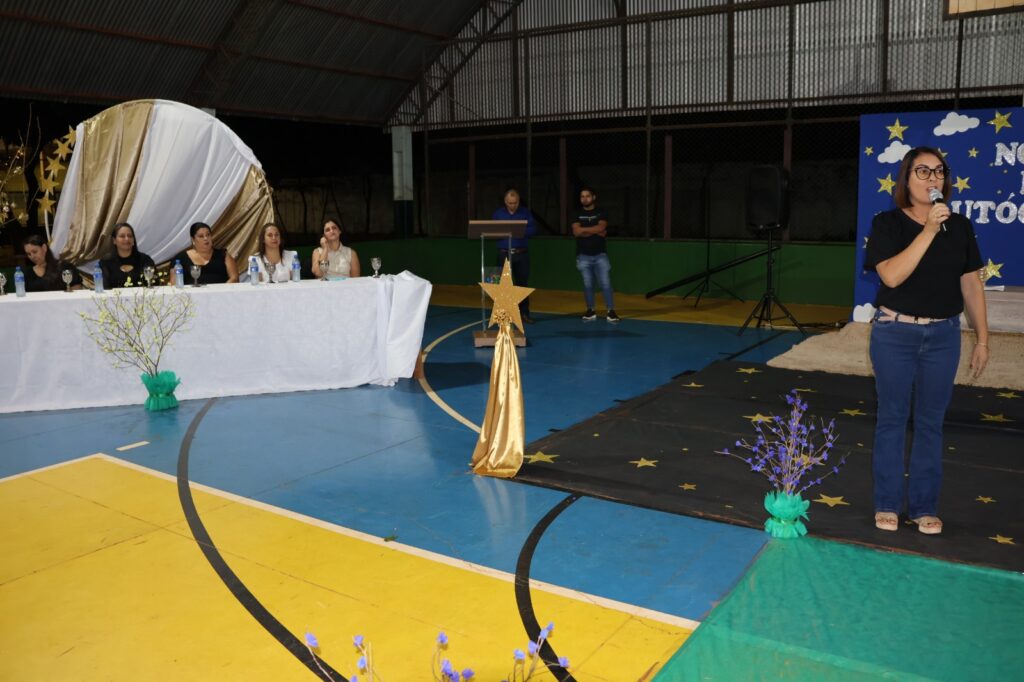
[51,100,274,268]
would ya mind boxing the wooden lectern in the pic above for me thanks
[468,220,528,348]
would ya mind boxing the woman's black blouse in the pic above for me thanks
[175,248,230,285]
[24,261,83,292]
[99,252,156,289]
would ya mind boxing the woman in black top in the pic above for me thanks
[99,223,155,289]
[864,146,989,536]
[22,234,82,292]
[169,222,239,285]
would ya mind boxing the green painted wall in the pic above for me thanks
[352,237,855,307]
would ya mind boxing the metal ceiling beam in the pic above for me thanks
[286,0,452,41]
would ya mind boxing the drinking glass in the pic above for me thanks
[318,259,330,281]
[370,257,381,278]
[62,269,74,293]
[143,265,155,288]
[189,264,202,286]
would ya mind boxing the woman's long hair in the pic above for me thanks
[109,222,141,259]
[22,234,59,277]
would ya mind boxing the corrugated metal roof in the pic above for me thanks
[0,0,483,125]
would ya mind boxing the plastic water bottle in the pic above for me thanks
[14,266,26,297]
[291,255,301,282]
[249,256,259,285]
[93,264,104,294]
[174,259,185,289]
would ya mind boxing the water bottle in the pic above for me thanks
[291,254,301,282]
[249,256,259,285]
[174,259,185,289]
[14,266,26,297]
[93,264,104,294]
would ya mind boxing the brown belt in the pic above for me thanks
[878,306,951,325]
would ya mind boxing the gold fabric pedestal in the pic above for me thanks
[471,260,534,478]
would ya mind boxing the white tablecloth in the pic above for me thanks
[0,273,432,413]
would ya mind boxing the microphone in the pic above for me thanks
[928,188,948,232]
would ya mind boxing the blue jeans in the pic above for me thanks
[576,253,614,310]
[869,313,961,519]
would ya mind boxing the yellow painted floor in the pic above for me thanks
[430,285,852,328]
[1,456,691,681]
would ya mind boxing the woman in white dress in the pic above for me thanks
[248,223,298,283]
[312,219,360,279]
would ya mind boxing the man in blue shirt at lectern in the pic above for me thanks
[491,187,538,323]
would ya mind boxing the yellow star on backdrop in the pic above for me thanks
[864,146,873,155]
[996,391,1020,399]
[36,195,55,214]
[967,147,978,158]
[679,483,697,491]
[840,408,866,417]
[479,259,534,334]
[982,259,1003,281]
[980,413,1014,423]
[39,175,59,193]
[989,535,1014,545]
[62,126,76,144]
[886,118,908,140]
[952,176,971,193]
[44,156,65,175]
[743,413,772,423]
[988,111,1012,133]
[975,496,995,504]
[526,451,558,464]
[937,148,948,158]
[54,138,73,159]
[681,381,704,388]
[877,173,895,195]
[736,367,762,375]
[813,494,850,508]
[629,458,658,468]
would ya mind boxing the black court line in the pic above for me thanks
[514,493,579,682]
[176,398,344,681]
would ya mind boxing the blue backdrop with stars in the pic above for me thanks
[854,107,1023,308]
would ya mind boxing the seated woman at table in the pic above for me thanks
[244,222,298,283]
[312,219,360,279]
[170,222,239,285]
[99,222,156,289]
[22,234,83,292]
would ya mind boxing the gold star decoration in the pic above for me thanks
[980,413,1014,423]
[877,173,895,195]
[736,367,762,375]
[864,146,874,156]
[629,458,658,468]
[975,496,996,504]
[967,147,979,158]
[981,259,1003,282]
[36,195,55,215]
[952,176,971,193]
[886,118,908,140]
[679,483,697,491]
[937,148,948,158]
[989,535,1015,545]
[62,126,76,145]
[988,111,1012,134]
[743,413,772,423]
[479,259,534,334]
[840,408,866,417]
[54,138,73,160]
[812,494,850,508]
[526,451,558,464]
[681,381,704,388]
[39,174,59,193]
[44,156,65,175]
[996,391,1020,399]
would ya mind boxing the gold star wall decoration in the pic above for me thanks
[678,483,697,491]
[736,367,762,375]
[479,259,534,334]
[36,195,55,215]
[812,494,850,508]
[877,173,895,195]
[989,535,1014,545]
[629,458,658,468]
[886,118,908,140]
[981,413,1014,423]
[952,176,971,193]
[975,496,995,504]
[996,391,1019,399]
[967,147,978,158]
[743,413,772,423]
[54,138,73,160]
[44,156,65,175]
[840,408,866,417]
[988,111,1012,134]
[62,126,76,145]
[39,175,59,193]
[526,451,558,464]
[864,146,873,155]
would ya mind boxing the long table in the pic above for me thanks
[0,273,432,414]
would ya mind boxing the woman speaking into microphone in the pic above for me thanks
[864,145,989,536]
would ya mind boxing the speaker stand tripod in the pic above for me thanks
[681,171,743,307]
[738,226,805,336]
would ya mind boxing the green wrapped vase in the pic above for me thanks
[141,371,181,411]
[763,491,809,538]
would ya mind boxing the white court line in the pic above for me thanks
[116,441,150,451]
[418,319,484,433]
[94,453,699,631]
[0,453,107,484]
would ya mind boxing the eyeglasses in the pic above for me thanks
[912,165,946,180]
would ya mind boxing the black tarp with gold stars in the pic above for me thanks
[517,361,1022,572]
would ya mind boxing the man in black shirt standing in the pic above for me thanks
[572,187,619,322]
